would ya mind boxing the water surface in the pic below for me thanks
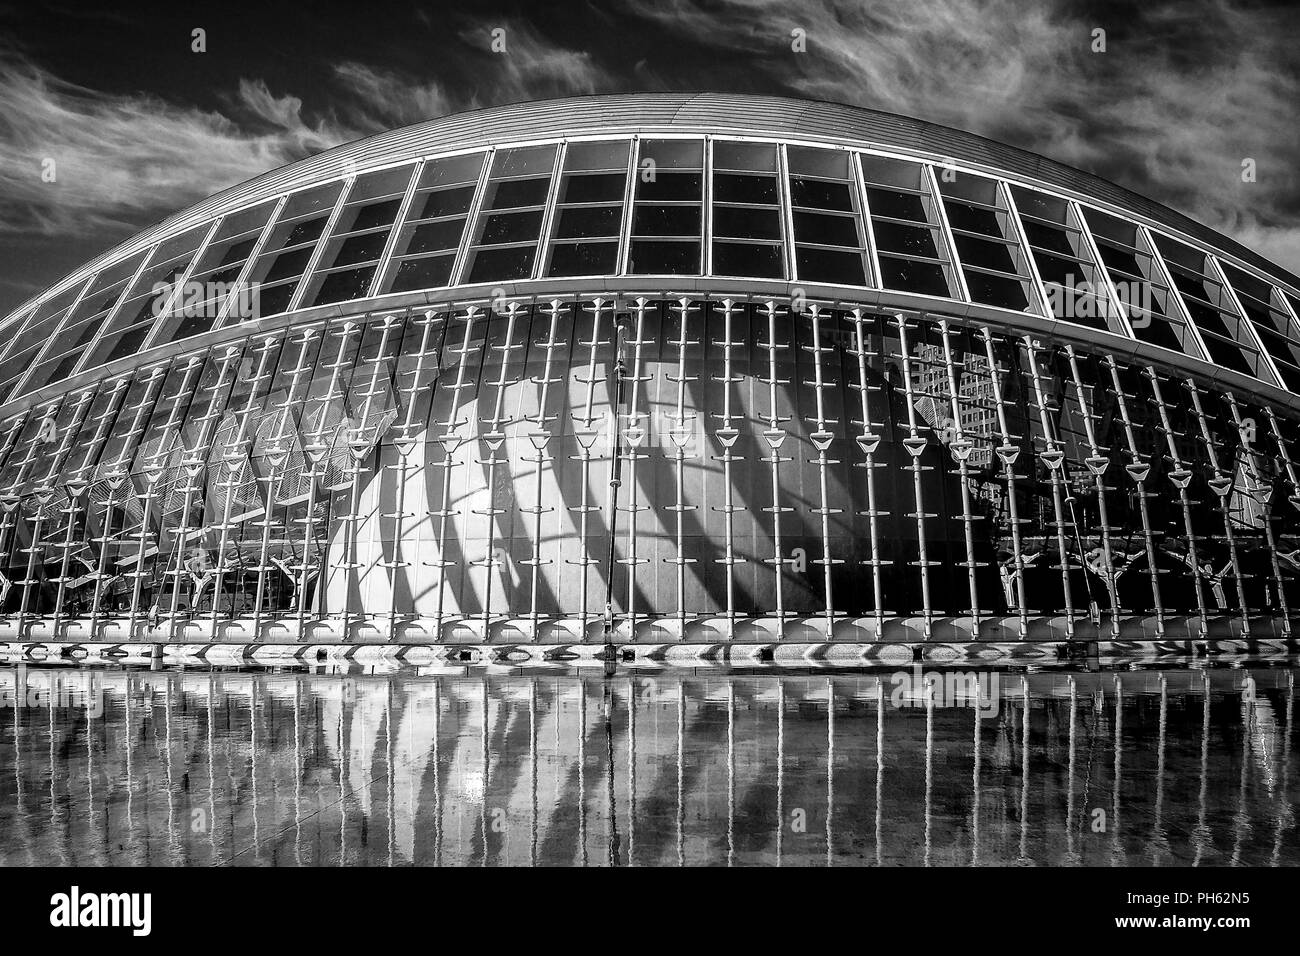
[0,665,1295,866]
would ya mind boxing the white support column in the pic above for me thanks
[849,308,886,625]
[1102,354,1165,635]
[894,313,936,634]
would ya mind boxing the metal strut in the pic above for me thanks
[602,317,628,668]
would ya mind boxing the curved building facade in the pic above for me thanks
[3,93,1300,646]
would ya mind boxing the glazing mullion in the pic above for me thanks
[1211,255,1284,388]
[13,395,82,630]
[851,153,882,289]
[711,299,746,630]
[665,297,699,632]
[758,300,793,630]
[339,314,404,629]
[208,334,282,636]
[125,356,208,635]
[296,321,364,635]
[618,298,652,633]
[978,328,1029,634]
[70,246,160,381]
[390,309,448,636]
[160,347,242,631]
[1184,379,1250,626]
[1142,225,1211,363]
[428,306,480,630]
[804,304,841,628]
[568,298,610,630]
[531,146,567,281]
[1021,338,1078,631]
[776,145,799,285]
[214,195,288,328]
[88,366,169,637]
[1062,345,1121,629]
[247,327,321,638]
[848,308,886,622]
[470,302,524,631]
[1145,368,1209,627]
[1000,182,1054,318]
[50,382,128,631]
[521,299,564,634]
[938,319,983,623]
[1240,399,1293,631]
[8,276,92,400]
[448,148,496,287]
[369,161,426,295]
[139,218,223,353]
[924,165,971,304]
[285,180,354,314]
[893,314,937,631]
[616,140,640,276]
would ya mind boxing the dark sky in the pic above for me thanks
[2,0,1299,315]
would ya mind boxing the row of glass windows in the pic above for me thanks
[1,300,1299,628]
[4,138,1300,407]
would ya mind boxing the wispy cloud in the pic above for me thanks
[0,18,616,245]
[0,0,1297,288]
[620,0,1300,272]
[0,52,356,236]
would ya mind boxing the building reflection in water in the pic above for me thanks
[0,666,1294,866]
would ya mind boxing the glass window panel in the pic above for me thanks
[629,240,699,275]
[465,246,536,283]
[553,205,622,239]
[713,205,781,240]
[712,241,783,278]
[490,145,557,178]
[484,177,550,210]
[795,247,865,286]
[636,172,702,202]
[713,173,778,205]
[792,211,859,247]
[558,173,626,204]
[390,254,456,293]
[872,221,941,258]
[414,185,476,221]
[633,205,701,237]
[952,233,1017,273]
[563,140,630,172]
[943,201,1002,234]
[400,218,468,254]
[859,156,927,190]
[713,140,777,172]
[417,152,485,189]
[963,271,1029,311]
[346,165,416,204]
[313,268,378,305]
[790,178,853,211]
[1020,219,1077,256]
[866,188,928,222]
[476,210,545,245]
[638,139,702,170]
[0,282,87,400]
[547,241,619,277]
[280,181,346,221]
[878,257,949,296]
[786,146,848,179]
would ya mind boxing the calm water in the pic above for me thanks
[0,665,1295,866]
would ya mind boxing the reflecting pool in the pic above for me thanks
[0,665,1295,866]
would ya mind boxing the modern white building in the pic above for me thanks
[1,93,1298,648]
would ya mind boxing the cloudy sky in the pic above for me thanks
[2,0,1298,315]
